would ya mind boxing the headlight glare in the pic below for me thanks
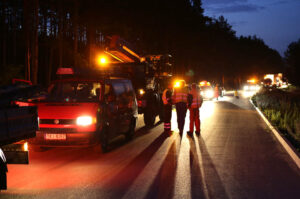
[76,116,93,126]
[205,90,214,98]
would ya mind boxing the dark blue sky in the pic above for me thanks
[202,0,300,56]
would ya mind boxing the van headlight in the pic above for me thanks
[76,116,93,126]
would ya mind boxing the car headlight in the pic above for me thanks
[205,90,214,98]
[244,86,249,90]
[76,116,93,126]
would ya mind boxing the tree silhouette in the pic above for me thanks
[285,38,300,86]
[0,0,284,87]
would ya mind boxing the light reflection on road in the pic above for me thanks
[200,101,215,119]
[242,90,256,98]
[5,100,219,198]
[171,101,216,133]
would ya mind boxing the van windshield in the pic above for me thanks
[46,81,101,102]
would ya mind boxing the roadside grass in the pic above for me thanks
[252,88,300,152]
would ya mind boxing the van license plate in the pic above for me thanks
[45,134,66,140]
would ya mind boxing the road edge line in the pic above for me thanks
[250,99,300,169]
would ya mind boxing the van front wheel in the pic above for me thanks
[125,118,136,141]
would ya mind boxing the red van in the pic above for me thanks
[30,69,138,152]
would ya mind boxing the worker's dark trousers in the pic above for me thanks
[164,104,172,131]
[175,102,187,132]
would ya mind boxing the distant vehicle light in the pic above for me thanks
[139,89,145,95]
[199,81,210,87]
[244,85,249,90]
[76,116,93,126]
[56,67,74,75]
[200,81,206,86]
[247,79,256,83]
[204,90,214,99]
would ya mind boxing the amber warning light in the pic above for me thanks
[56,68,74,75]
[96,55,109,66]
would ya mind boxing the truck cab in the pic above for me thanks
[30,68,138,152]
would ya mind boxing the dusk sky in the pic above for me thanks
[202,0,300,56]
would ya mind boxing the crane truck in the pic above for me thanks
[102,35,173,126]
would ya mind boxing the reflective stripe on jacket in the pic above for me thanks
[173,87,188,103]
[189,89,203,108]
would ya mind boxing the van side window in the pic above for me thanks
[112,82,125,97]
[124,81,136,108]
[77,82,101,100]
[124,81,135,97]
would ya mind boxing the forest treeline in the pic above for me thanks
[0,0,285,87]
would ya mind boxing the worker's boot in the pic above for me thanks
[195,131,200,136]
[164,129,172,136]
[187,131,193,137]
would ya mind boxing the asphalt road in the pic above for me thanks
[2,92,300,199]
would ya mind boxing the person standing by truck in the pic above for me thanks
[173,80,188,136]
[214,84,220,100]
[187,83,203,136]
[162,83,173,135]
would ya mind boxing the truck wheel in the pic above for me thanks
[144,110,156,126]
[125,118,136,141]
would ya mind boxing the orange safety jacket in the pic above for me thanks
[162,88,172,105]
[214,86,219,97]
[173,87,188,103]
[189,89,203,108]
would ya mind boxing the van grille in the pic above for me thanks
[39,119,76,125]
